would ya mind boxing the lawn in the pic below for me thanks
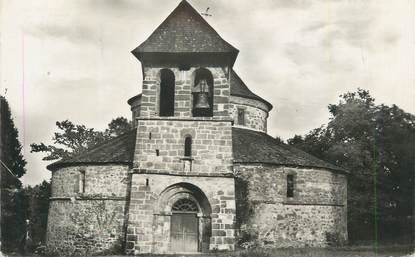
[99,245,415,257]
[2,245,414,257]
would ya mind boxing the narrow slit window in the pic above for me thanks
[287,174,294,198]
[146,178,149,187]
[156,149,160,156]
[237,108,245,126]
[79,170,86,193]
[184,136,192,157]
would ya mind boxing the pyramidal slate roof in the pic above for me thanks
[47,127,345,174]
[230,70,273,110]
[132,0,238,57]
[47,129,136,170]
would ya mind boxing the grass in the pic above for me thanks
[99,245,414,257]
[2,245,414,257]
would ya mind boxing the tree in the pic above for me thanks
[0,95,27,252]
[273,136,285,144]
[288,89,415,243]
[31,117,131,160]
[21,181,51,249]
[105,117,131,138]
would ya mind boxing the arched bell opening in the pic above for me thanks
[157,183,212,253]
[192,68,213,117]
[159,69,175,117]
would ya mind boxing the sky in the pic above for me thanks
[1,0,414,185]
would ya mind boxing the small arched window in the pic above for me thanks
[287,174,294,198]
[184,136,192,157]
[77,170,86,194]
[237,108,245,126]
[159,69,175,117]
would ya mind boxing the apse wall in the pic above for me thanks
[46,165,130,255]
[235,164,348,248]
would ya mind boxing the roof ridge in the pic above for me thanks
[177,1,238,51]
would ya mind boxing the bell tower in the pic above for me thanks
[126,0,239,254]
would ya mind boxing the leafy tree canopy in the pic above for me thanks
[1,95,26,179]
[21,180,51,248]
[288,88,415,242]
[0,95,27,252]
[30,117,131,161]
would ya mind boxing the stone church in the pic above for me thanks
[46,0,348,254]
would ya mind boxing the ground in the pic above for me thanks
[3,245,414,257]
[96,246,414,257]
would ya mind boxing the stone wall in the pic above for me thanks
[46,165,130,254]
[125,174,236,254]
[229,96,269,133]
[47,199,126,254]
[139,66,231,119]
[129,96,141,128]
[133,119,233,175]
[235,164,347,248]
[51,165,129,197]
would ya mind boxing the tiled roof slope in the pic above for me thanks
[47,127,345,174]
[127,93,142,105]
[47,129,137,170]
[232,127,346,173]
[230,70,273,110]
[132,0,238,55]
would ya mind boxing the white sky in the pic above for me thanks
[1,0,414,185]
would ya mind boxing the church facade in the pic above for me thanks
[45,1,348,255]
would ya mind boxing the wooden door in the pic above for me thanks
[171,213,198,252]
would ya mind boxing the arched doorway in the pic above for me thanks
[170,198,199,252]
[157,183,212,253]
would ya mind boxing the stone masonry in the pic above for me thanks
[127,64,237,253]
[235,164,347,247]
[229,96,269,133]
[46,165,130,254]
[133,119,233,174]
[125,174,236,254]
[139,67,231,119]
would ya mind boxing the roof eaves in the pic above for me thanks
[233,161,348,175]
[47,161,132,172]
[127,93,142,105]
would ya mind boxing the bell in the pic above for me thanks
[194,92,210,109]
[194,79,210,109]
